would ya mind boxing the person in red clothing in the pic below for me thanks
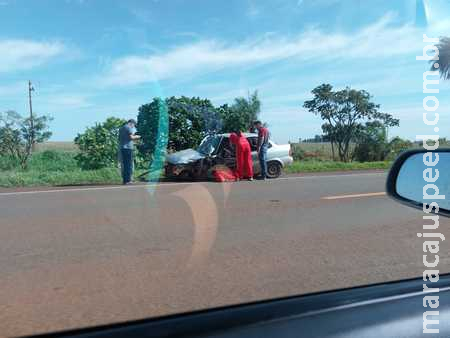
[229,131,254,181]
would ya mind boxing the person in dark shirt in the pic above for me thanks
[254,121,270,180]
[118,119,141,185]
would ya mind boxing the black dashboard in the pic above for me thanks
[31,275,450,338]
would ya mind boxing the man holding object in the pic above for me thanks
[254,121,270,180]
[119,119,141,185]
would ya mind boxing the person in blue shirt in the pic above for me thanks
[254,121,270,180]
[118,119,141,185]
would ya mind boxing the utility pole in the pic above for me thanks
[28,80,35,152]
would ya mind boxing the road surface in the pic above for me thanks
[1,171,449,337]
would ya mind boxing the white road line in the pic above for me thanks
[0,172,385,197]
[322,192,386,200]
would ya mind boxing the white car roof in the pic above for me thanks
[219,132,259,138]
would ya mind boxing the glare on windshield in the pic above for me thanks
[198,135,222,155]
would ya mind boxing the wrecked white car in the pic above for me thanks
[165,133,293,180]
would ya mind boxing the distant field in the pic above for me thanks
[291,142,349,160]
[35,142,78,152]
[293,142,334,158]
[291,142,421,161]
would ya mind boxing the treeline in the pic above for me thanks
[3,83,432,173]
[74,92,262,170]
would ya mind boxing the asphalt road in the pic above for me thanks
[1,171,450,337]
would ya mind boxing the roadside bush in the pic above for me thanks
[291,145,305,161]
[387,137,414,160]
[74,117,126,170]
[353,142,389,162]
[353,122,390,162]
[0,155,20,171]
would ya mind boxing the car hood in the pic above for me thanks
[166,149,205,165]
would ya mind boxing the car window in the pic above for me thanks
[247,137,258,151]
[220,137,235,158]
[1,1,450,337]
[198,135,222,155]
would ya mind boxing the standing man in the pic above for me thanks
[254,120,270,180]
[119,119,141,185]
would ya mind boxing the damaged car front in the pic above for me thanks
[165,135,222,180]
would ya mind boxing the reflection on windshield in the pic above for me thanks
[198,136,221,155]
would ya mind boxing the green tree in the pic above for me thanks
[74,117,126,170]
[221,91,261,132]
[353,121,389,162]
[219,104,247,133]
[166,96,216,151]
[137,96,217,157]
[137,93,261,160]
[303,84,399,162]
[431,37,450,80]
[136,98,168,161]
[0,110,52,169]
[387,137,413,160]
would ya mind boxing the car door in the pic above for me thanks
[217,137,236,169]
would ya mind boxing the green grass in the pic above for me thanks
[0,151,79,172]
[0,148,392,188]
[285,160,392,174]
[0,168,124,187]
[0,149,155,188]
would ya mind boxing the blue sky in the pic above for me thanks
[0,0,449,142]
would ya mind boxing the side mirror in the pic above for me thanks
[386,149,450,217]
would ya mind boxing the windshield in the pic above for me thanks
[197,135,222,155]
[1,0,450,337]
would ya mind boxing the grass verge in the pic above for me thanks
[0,149,391,188]
[0,168,123,188]
[285,160,391,174]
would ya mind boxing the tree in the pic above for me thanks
[221,91,261,132]
[303,134,329,143]
[387,137,413,160]
[166,96,215,151]
[74,117,126,170]
[353,121,389,162]
[137,93,261,161]
[136,98,169,161]
[137,96,217,157]
[431,37,450,80]
[303,84,399,162]
[0,110,52,169]
[219,104,248,133]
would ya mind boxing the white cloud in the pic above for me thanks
[40,94,93,110]
[0,40,66,73]
[101,13,438,87]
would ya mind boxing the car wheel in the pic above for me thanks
[267,161,282,178]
